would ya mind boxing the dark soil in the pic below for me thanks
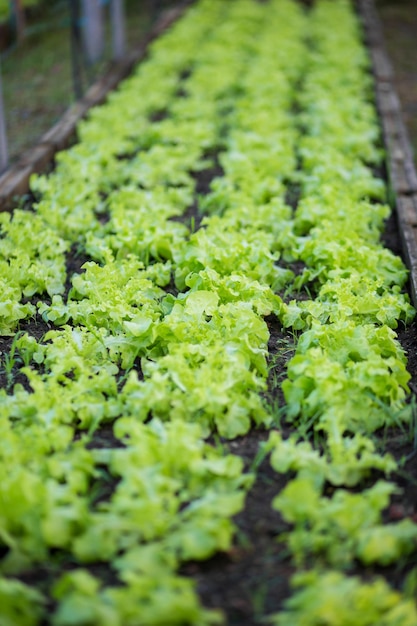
[182,430,294,624]
[170,152,225,231]
[64,243,91,297]
[0,312,52,393]
[284,181,302,212]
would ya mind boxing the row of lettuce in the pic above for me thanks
[266,2,417,623]
[0,0,416,623]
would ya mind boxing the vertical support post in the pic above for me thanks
[81,0,105,64]
[68,0,85,99]
[0,62,8,173]
[111,0,126,60]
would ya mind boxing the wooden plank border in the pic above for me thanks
[358,0,417,307]
[0,3,191,212]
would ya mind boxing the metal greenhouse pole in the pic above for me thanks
[81,0,104,64]
[110,0,126,60]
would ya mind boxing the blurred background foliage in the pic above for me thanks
[0,0,180,163]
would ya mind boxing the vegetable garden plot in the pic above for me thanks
[1,0,417,624]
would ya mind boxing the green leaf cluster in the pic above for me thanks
[271,570,417,626]
[273,477,417,568]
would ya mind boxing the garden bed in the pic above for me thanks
[0,1,417,625]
